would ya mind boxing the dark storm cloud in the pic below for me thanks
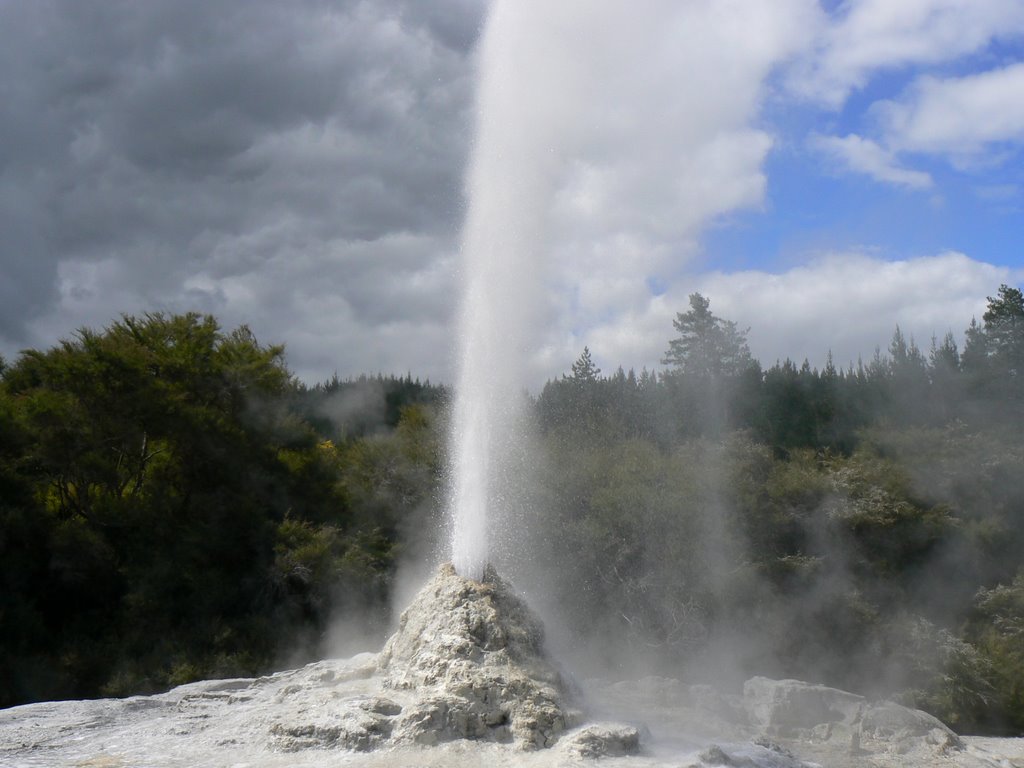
[396,0,484,53]
[0,0,483,379]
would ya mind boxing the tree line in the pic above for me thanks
[529,285,1024,733]
[0,313,443,707]
[539,285,1024,450]
[1,287,1023,735]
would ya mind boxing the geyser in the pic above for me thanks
[448,1,555,580]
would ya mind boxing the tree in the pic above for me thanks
[546,347,614,438]
[961,318,988,375]
[971,570,1024,732]
[983,284,1024,378]
[889,326,927,371]
[930,332,960,373]
[888,326,930,426]
[663,293,753,378]
[925,331,962,424]
[661,294,756,437]
[0,313,371,703]
[960,286,1024,413]
[568,346,601,384]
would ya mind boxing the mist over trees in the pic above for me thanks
[2,289,1024,735]
[532,287,1024,734]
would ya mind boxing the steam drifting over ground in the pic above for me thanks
[5,564,1024,767]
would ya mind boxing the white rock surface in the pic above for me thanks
[378,562,578,749]
[742,677,865,735]
[2,565,1023,767]
[561,723,642,758]
[585,674,1022,768]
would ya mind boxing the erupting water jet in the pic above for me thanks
[447,1,554,581]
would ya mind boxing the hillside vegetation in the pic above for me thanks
[2,288,1023,734]
[0,313,443,706]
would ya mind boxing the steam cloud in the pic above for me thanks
[460,0,818,383]
[448,0,818,576]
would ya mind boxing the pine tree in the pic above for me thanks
[662,293,752,378]
[983,284,1024,378]
[568,346,601,383]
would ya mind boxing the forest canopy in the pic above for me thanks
[2,290,1024,736]
[0,313,442,706]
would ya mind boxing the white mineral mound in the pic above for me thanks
[378,561,584,749]
[2,564,1022,768]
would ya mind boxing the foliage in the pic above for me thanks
[891,616,997,732]
[291,373,444,442]
[0,313,436,707]
[528,284,1024,731]
[663,293,753,378]
[968,571,1024,733]
[962,284,1024,412]
[4,284,1024,737]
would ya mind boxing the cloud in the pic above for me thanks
[28,228,459,386]
[878,62,1024,158]
[808,62,1024,190]
[788,0,1024,107]
[810,133,933,189]
[2,0,1021,390]
[458,0,819,386]
[0,0,482,381]
[578,252,1019,380]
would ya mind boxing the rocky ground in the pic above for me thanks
[2,564,1022,767]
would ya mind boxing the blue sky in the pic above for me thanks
[702,121,1023,275]
[502,1,1024,379]
[0,0,1022,383]
[645,5,1024,373]
[731,47,1024,274]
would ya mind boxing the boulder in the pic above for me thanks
[561,723,642,758]
[693,740,817,767]
[860,701,963,749]
[742,677,864,735]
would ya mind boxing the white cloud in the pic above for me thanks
[576,252,1019,381]
[460,2,1024,387]
[789,0,1024,107]
[28,231,459,385]
[879,62,1024,157]
[973,184,1020,202]
[461,0,820,387]
[810,133,933,189]
[705,252,1016,368]
[5,0,1023,391]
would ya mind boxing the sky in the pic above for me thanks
[1,0,1023,386]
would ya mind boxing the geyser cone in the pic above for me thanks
[379,563,577,749]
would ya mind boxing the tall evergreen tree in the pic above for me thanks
[960,285,1024,413]
[983,284,1024,379]
[962,317,988,376]
[888,326,930,425]
[662,293,753,378]
[568,346,601,383]
[662,294,755,437]
[927,331,962,423]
